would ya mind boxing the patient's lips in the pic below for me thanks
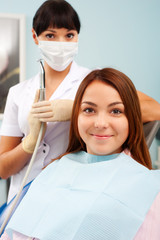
[91,133,113,140]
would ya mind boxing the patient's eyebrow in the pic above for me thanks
[81,101,123,108]
[81,101,97,107]
[108,102,123,107]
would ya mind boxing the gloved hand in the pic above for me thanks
[22,90,46,154]
[31,99,73,122]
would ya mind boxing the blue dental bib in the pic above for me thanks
[7,152,160,240]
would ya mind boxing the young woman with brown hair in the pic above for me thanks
[67,68,152,169]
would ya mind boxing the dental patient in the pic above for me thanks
[1,68,160,240]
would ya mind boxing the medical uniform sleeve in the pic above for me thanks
[0,87,23,137]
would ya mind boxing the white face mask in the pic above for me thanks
[38,40,78,71]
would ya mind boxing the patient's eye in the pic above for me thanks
[83,108,95,113]
[111,108,122,115]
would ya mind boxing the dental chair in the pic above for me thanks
[156,125,160,141]
[143,120,160,148]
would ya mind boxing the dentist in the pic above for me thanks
[0,0,90,203]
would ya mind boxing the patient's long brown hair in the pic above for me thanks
[51,68,152,169]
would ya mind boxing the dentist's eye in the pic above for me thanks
[46,34,54,39]
[66,33,74,39]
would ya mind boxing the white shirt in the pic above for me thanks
[0,61,90,202]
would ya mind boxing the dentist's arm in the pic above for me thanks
[0,136,31,179]
[137,90,160,123]
[0,91,46,179]
[0,117,45,179]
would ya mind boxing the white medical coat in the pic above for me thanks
[0,61,90,202]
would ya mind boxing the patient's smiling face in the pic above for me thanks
[78,80,129,156]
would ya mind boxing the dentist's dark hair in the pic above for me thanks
[33,0,81,36]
